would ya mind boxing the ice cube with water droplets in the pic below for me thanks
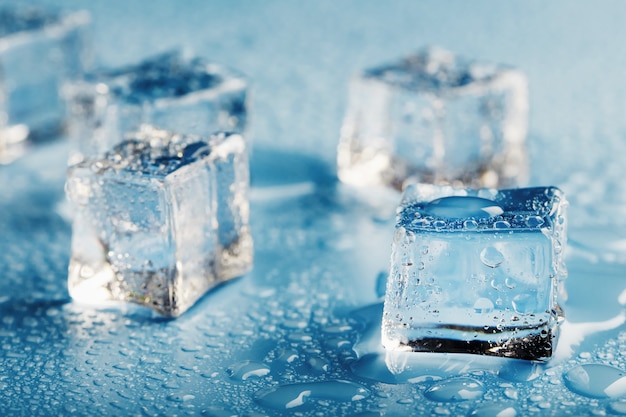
[337,47,528,190]
[65,126,252,316]
[67,50,249,164]
[382,183,568,360]
[0,6,91,164]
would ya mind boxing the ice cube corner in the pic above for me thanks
[382,183,567,361]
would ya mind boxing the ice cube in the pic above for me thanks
[338,47,528,190]
[65,126,252,316]
[67,51,249,164]
[382,183,567,361]
[0,7,90,164]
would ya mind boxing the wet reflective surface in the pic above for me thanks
[3,1,626,415]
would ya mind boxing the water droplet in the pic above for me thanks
[609,400,626,415]
[468,404,518,417]
[473,298,494,313]
[254,380,370,409]
[323,324,353,335]
[464,219,478,229]
[563,364,626,398]
[277,349,299,363]
[424,377,485,402]
[433,220,447,229]
[504,387,518,400]
[493,221,510,229]
[490,279,502,291]
[480,247,504,268]
[525,216,544,228]
[512,294,537,314]
[166,392,195,402]
[226,360,270,381]
[287,332,312,342]
[424,196,503,219]
[307,356,330,373]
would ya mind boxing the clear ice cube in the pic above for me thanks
[66,126,252,316]
[67,51,249,164]
[382,183,567,360]
[338,47,528,190]
[0,7,90,164]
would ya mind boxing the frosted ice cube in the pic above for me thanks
[338,47,528,190]
[0,7,90,164]
[382,183,567,360]
[66,126,252,316]
[68,51,249,164]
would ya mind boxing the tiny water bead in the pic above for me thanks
[423,377,486,402]
[424,196,504,219]
[563,364,626,399]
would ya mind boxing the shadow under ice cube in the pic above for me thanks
[0,7,90,164]
[66,127,252,316]
[382,184,567,361]
[68,51,248,164]
[338,47,528,190]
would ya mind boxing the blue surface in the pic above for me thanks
[2,1,626,415]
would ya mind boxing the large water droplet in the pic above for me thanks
[307,356,330,373]
[512,294,537,314]
[254,380,370,409]
[424,377,485,402]
[424,196,503,219]
[226,360,270,381]
[480,247,505,268]
[473,298,494,313]
[563,364,626,398]
[609,400,626,415]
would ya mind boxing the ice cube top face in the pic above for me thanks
[66,128,252,317]
[69,51,249,163]
[382,183,567,361]
[0,7,90,164]
[338,47,528,191]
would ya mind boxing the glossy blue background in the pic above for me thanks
[1,1,626,415]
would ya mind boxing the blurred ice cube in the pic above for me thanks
[338,47,528,190]
[67,51,249,165]
[382,183,567,361]
[0,7,90,164]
